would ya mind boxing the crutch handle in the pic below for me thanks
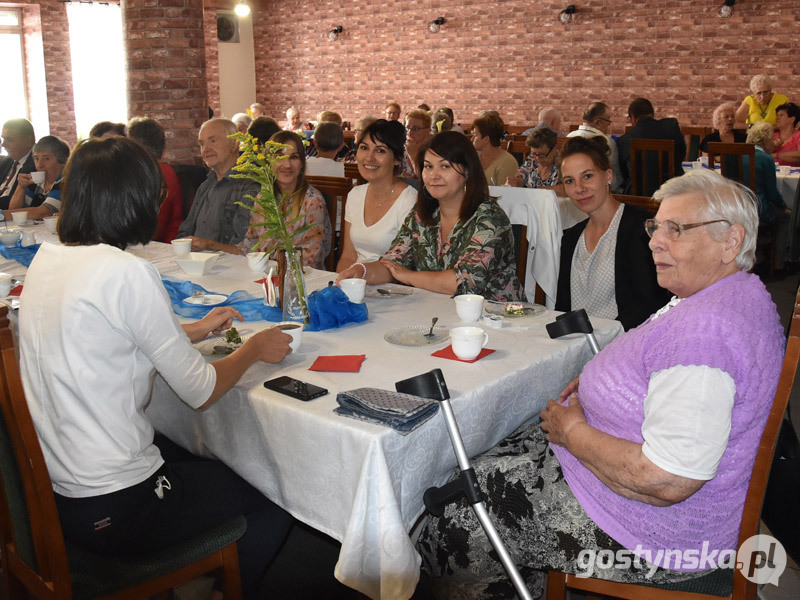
[423,468,483,516]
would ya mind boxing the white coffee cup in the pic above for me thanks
[698,156,709,168]
[339,278,366,303]
[449,326,489,361]
[43,215,58,233]
[11,211,28,226]
[454,294,484,322]
[20,231,35,247]
[247,251,269,272]
[30,171,45,186]
[779,165,791,176]
[0,274,12,297]
[276,321,303,352]
[171,238,192,256]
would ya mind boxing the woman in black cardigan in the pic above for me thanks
[555,136,670,330]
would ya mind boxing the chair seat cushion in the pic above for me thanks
[629,567,733,596]
[68,515,246,599]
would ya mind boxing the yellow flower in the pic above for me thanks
[257,153,266,160]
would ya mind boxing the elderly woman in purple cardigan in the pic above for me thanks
[416,169,785,598]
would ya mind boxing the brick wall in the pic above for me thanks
[204,7,220,118]
[250,0,800,133]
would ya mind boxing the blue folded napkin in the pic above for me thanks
[334,387,439,435]
[307,285,368,331]
[0,242,40,267]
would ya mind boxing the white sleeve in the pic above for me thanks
[641,365,735,480]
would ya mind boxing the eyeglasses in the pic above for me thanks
[644,218,730,241]
[406,126,424,133]
[595,117,612,124]
[530,147,553,160]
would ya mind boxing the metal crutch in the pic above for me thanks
[397,309,601,600]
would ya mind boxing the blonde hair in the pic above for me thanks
[749,74,773,94]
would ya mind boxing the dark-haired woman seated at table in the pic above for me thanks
[337,131,525,302]
[556,136,670,330]
[773,102,800,167]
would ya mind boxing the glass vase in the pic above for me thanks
[282,249,309,324]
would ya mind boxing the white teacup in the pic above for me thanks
[0,273,12,297]
[779,165,791,176]
[276,321,303,352]
[20,231,35,247]
[11,211,28,226]
[339,278,366,303]
[454,294,484,322]
[450,326,489,361]
[30,171,45,186]
[698,156,709,168]
[247,251,269,272]
[171,238,192,256]
[43,215,58,233]
[0,232,20,248]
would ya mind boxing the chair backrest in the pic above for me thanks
[505,124,530,134]
[505,139,528,167]
[681,126,710,162]
[555,136,569,153]
[0,320,72,598]
[630,138,675,197]
[305,175,354,270]
[707,142,756,192]
[343,162,365,185]
[509,224,546,305]
[613,194,660,216]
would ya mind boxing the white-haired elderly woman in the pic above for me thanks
[231,112,252,134]
[735,74,789,127]
[700,102,747,155]
[747,122,790,273]
[417,169,784,598]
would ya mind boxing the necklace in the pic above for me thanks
[373,186,395,208]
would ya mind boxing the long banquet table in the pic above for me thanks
[1,224,623,600]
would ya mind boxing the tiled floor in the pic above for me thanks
[176,273,800,600]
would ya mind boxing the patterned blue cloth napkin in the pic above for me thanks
[0,242,40,267]
[334,387,439,435]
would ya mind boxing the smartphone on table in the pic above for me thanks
[264,376,328,401]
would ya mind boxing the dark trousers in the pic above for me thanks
[54,435,292,599]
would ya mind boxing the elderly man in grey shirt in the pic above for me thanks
[179,118,258,253]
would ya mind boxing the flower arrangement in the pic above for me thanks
[230,132,311,322]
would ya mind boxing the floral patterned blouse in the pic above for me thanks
[518,154,560,189]
[238,185,332,270]
[382,199,526,302]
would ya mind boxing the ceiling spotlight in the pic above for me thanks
[328,25,343,41]
[234,0,250,17]
[559,5,576,24]
[719,0,735,18]
[428,17,446,33]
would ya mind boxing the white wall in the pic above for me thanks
[218,12,255,119]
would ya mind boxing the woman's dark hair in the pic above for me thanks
[558,135,611,174]
[415,131,488,226]
[59,137,162,250]
[472,113,505,147]
[127,117,166,159]
[268,130,309,215]
[89,121,126,138]
[248,117,281,144]
[357,119,406,174]
[776,102,800,128]
[526,127,558,151]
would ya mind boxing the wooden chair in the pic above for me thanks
[505,139,529,167]
[555,136,569,153]
[305,174,354,270]
[614,194,660,216]
[506,125,531,135]
[681,126,710,162]
[0,317,247,600]
[630,138,675,197]
[707,142,756,192]
[343,162,365,185]
[547,285,800,600]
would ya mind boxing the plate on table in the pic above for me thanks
[485,301,545,318]
[182,293,227,306]
[365,283,414,299]
[194,331,253,356]
[384,325,449,347]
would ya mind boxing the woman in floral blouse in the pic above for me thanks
[237,130,331,269]
[337,131,525,302]
[507,126,565,196]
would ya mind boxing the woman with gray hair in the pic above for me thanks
[6,135,70,220]
[735,74,789,127]
[417,168,784,598]
[700,101,746,155]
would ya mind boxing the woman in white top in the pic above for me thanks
[18,137,293,599]
[336,119,416,270]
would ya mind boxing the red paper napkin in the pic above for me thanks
[309,354,366,372]
[432,345,495,363]
[254,276,280,286]
[9,285,22,297]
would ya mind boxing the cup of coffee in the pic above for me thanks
[339,278,366,303]
[698,156,709,168]
[247,251,269,272]
[779,165,791,176]
[0,274,12,297]
[171,238,192,256]
[276,321,303,352]
[30,171,46,186]
[449,326,489,361]
[454,294,484,322]
[43,215,58,233]
[11,211,28,226]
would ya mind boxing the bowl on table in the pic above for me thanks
[175,252,219,276]
[0,232,20,248]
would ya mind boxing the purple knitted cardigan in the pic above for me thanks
[551,271,784,571]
